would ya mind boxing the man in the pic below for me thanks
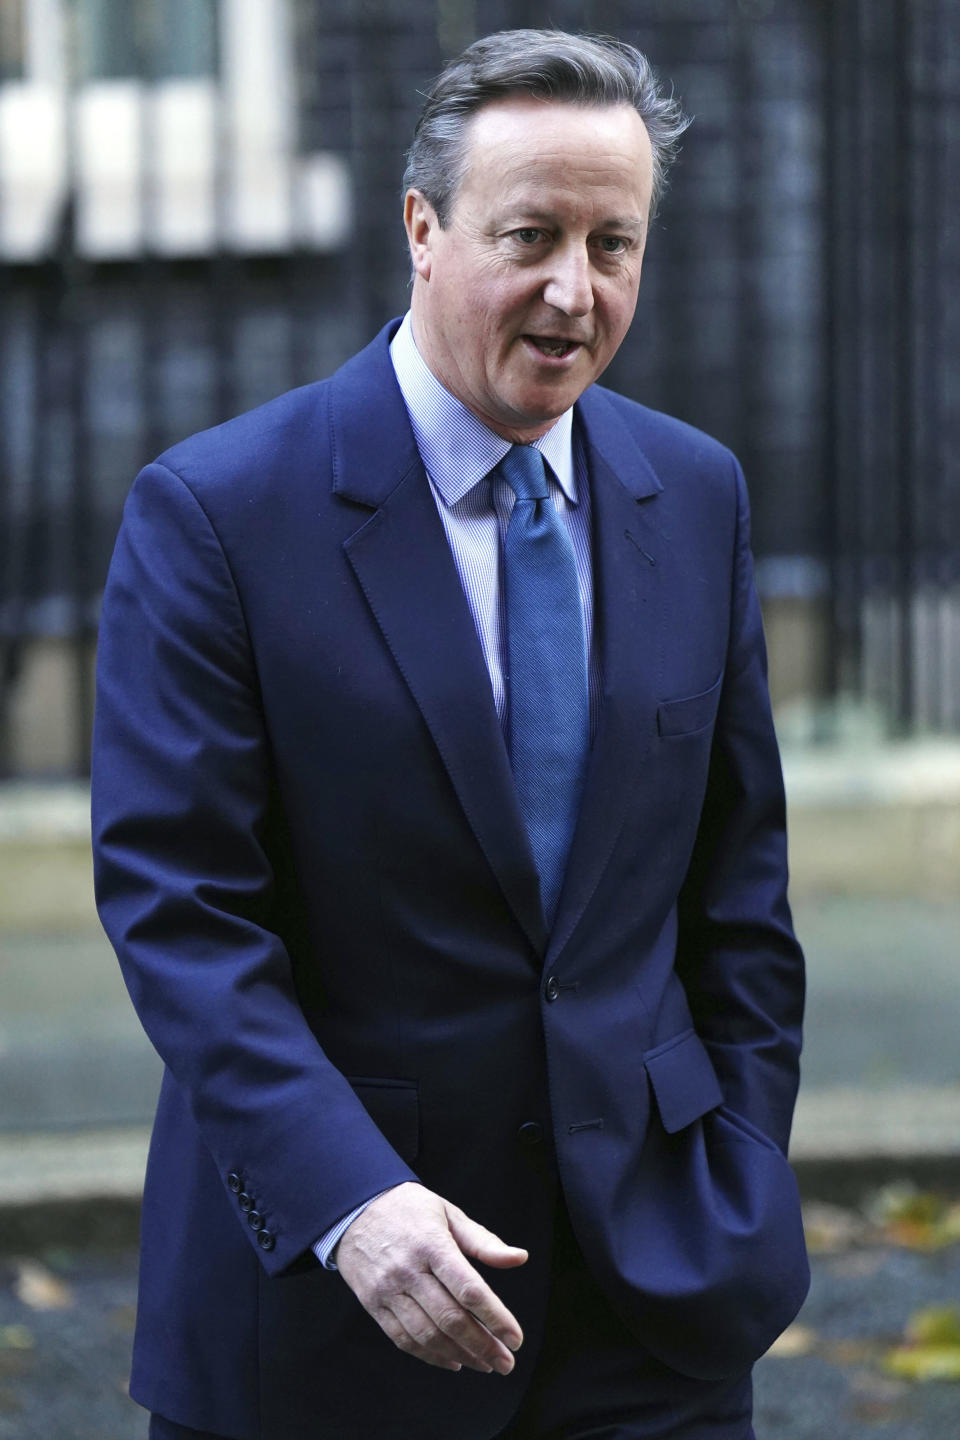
[92,29,808,1440]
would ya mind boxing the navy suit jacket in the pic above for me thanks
[92,321,808,1439]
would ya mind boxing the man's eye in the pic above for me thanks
[597,236,628,254]
[513,229,543,245]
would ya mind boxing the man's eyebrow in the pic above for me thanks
[600,218,646,235]
[501,208,647,234]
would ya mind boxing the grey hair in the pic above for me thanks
[403,29,691,224]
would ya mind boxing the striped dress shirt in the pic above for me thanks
[389,311,602,738]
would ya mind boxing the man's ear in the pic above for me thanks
[404,190,437,281]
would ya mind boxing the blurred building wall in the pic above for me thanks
[0,0,958,777]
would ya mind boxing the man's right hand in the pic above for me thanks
[334,1181,528,1373]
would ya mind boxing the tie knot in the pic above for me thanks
[499,445,548,502]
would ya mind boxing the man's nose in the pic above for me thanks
[542,246,594,317]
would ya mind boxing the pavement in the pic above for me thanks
[1,742,959,1435]
[3,1197,960,1437]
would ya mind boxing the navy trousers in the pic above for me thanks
[150,1207,754,1440]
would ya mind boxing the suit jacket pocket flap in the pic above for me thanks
[645,1029,724,1133]
[348,1077,420,1162]
[657,675,723,737]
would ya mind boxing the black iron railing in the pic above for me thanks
[1,0,957,777]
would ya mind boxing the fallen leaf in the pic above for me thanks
[11,1259,75,1311]
[0,1325,34,1350]
[802,1201,866,1254]
[935,1203,960,1245]
[768,1322,817,1357]
[865,1183,960,1250]
[866,1182,945,1227]
[905,1305,960,1347]
[884,1345,960,1382]
[882,1303,960,1383]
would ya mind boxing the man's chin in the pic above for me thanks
[488,378,594,440]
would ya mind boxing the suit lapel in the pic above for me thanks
[331,328,547,956]
[547,387,665,964]
[327,328,667,963]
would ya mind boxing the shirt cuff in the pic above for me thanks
[312,1189,394,1271]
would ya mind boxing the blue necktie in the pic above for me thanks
[498,445,589,925]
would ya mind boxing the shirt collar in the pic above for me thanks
[389,312,576,507]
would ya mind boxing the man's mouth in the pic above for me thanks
[526,336,581,359]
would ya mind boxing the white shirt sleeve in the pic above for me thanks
[312,1188,396,1270]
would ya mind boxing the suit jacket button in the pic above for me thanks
[248,1210,264,1231]
[257,1229,276,1251]
[238,1192,253,1213]
[227,1173,242,1193]
[517,1121,544,1147]
[544,975,560,1002]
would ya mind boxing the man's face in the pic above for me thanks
[405,96,654,443]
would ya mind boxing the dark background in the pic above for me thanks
[1,0,958,776]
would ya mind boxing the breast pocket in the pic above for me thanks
[656,674,723,738]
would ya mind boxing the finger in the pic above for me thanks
[390,1290,497,1373]
[389,1293,473,1371]
[446,1205,529,1271]
[412,1272,516,1374]
[430,1247,524,1356]
[374,1307,463,1370]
